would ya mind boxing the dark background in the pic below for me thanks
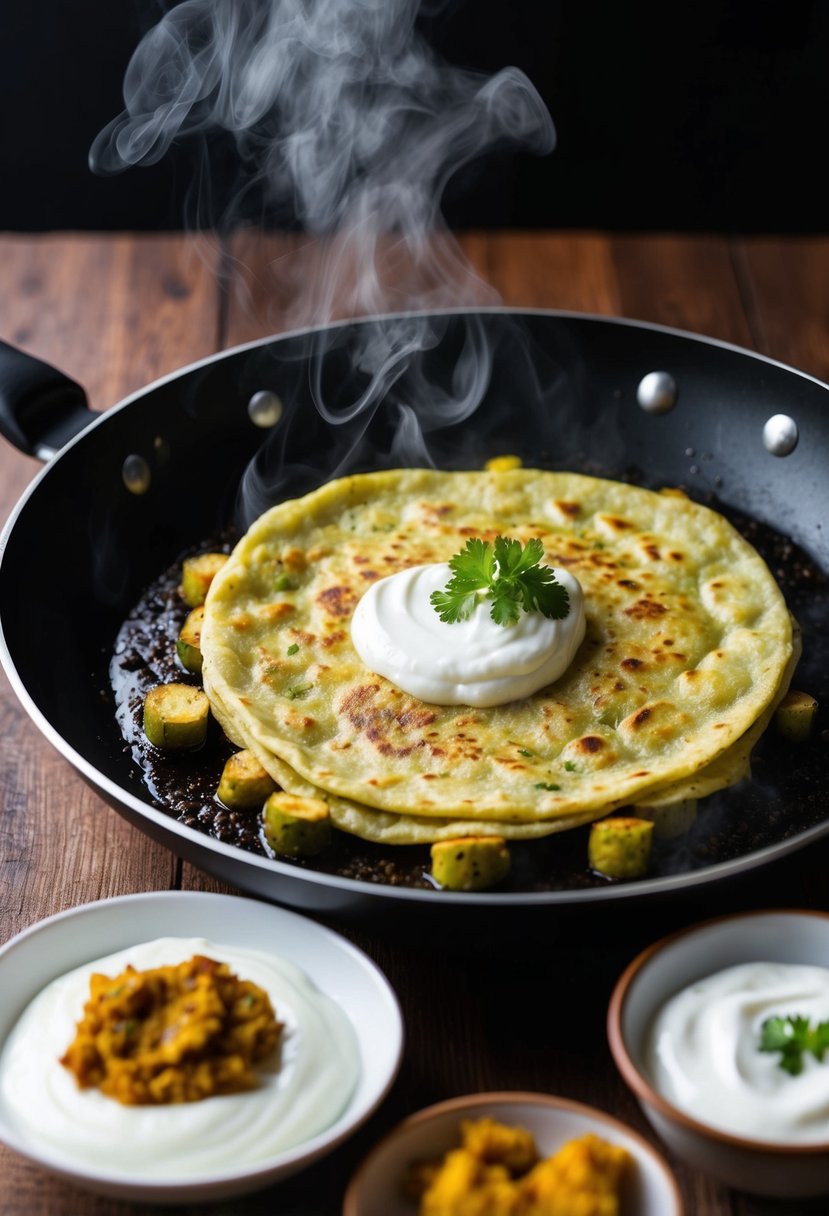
[2,0,827,233]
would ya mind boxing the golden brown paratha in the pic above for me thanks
[200,469,794,837]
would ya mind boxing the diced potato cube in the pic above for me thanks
[588,816,653,880]
[143,683,209,750]
[262,792,331,856]
[176,606,204,674]
[217,749,277,809]
[180,553,228,607]
[430,836,511,892]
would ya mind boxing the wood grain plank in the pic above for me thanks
[222,230,755,350]
[0,231,222,409]
[477,230,623,314]
[224,229,504,348]
[608,233,754,347]
[735,235,829,382]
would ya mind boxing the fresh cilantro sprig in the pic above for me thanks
[430,537,570,628]
[759,1014,829,1076]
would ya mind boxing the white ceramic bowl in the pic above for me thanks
[342,1090,683,1216]
[608,908,829,1199]
[0,891,404,1204]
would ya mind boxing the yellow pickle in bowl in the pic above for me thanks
[404,1115,632,1215]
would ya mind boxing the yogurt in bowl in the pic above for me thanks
[645,959,829,1145]
[607,909,829,1199]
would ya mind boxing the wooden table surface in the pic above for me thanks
[1,229,828,1216]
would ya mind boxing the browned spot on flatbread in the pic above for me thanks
[289,629,317,645]
[320,630,345,649]
[339,683,437,758]
[654,650,687,666]
[576,735,605,753]
[316,586,358,617]
[282,547,307,574]
[625,599,669,620]
[555,500,582,517]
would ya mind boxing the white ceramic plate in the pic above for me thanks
[0,890,404,1203]
[343,1090,683,1215]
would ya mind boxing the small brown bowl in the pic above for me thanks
[343,1090,682,1215]
[608,908,829,1199]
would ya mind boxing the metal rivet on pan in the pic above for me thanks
[636,371,678,415]
[248,390,283,428]
[122,454,151,495]
[763,413,799,456]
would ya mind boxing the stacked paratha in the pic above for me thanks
[200,469,795,844]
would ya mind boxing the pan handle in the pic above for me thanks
[0,338,97,461]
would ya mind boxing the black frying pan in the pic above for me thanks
[1,308,827,923]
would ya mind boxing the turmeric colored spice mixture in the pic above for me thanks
[405,1117,632,1216]
[60,954,282,1105]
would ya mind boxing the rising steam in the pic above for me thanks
[91,0,557,517]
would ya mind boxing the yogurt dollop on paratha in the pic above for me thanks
[350,559,586,707]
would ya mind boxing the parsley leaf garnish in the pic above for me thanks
[759,1014,829,1075]
[430,537,570,628]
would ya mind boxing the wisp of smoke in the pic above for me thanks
[91,0,558,516]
